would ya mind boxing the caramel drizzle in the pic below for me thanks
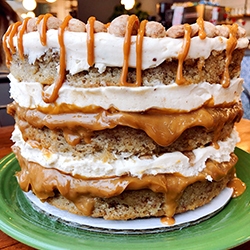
[2,16,240,101]
[135,20,148,87]
[36,14,53,46]
[42,15,72,103]
[2,23,15,68]
[17,17,31,60]
[86,16,96,67]
[36,15,45,24]
[176,24,192,85]
[221,23,238,88]
[119,15,144,87]
[197,16,206,40]
[8,22,22,54]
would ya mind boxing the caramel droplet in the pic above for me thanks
[197,17,206,40]
[63,128,81,146]
[161,216,176,226]
[228,177,246,198]
[211,141,220,150]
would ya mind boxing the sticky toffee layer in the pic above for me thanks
[14,146,237,220]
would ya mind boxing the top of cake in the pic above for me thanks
[2,14,249,117]
[3,14,248,80]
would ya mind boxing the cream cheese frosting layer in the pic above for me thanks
[9,74,243,112]
[10,30,249,74]
[12,125,240,179]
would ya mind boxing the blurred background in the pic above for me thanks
[0,0,250,126]
[4,0,250,33]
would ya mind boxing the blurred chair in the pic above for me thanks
[240,55,250,120]
[0,72,14,127]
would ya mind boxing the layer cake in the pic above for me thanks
[3,14,248,221]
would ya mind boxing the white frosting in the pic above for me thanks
[9,74,243,112]
[12,125,240,179]
[10,30,249,74]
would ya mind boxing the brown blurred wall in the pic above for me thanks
[77,0,164,23]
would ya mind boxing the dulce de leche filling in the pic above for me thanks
[13,146,239,217]
[8,102,243,147]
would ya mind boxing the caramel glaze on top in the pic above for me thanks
[3,15,240,102]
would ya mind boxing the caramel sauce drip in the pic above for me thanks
[9,102,242,147]
[105,22,111,28]
[197,17,206,40]
[8,22,23,54]
[63,128,81,146]
[86,16,96,67]
[161,216,175,226]
[37,14,53,46]
[211,141,220,150]
[13,146,238,217]
[2,23,15,68]
[176,24,192,85]
[27,140,41,150]
[204,154,238,181]
[134,19,147,87]
[36,15,44,24]
[221,23,238,88]
[17,17,31,60]
[42,15,72,103]
[227,177,246,198]
[119,15,145,87]
[75,196,96,216]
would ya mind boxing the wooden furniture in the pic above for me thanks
[0,120,249,249]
